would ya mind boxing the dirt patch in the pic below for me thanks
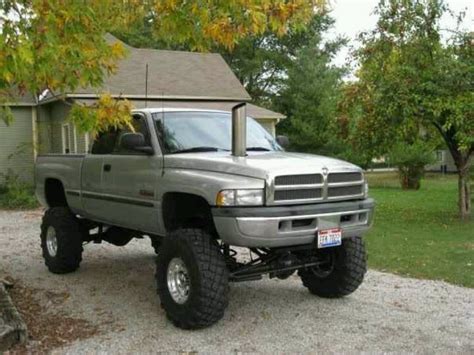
[6,280,99,354]
[22,209,44,220]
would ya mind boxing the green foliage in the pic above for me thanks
[69,94,134,136]
[1,0,321,133]
[0,170,38,210]
[273,16,347,155]
[366,172,473,287]
[388,141,435,189]
[343,0,473,218]
[0,106,13,126]
[388,142,435,169]
[0,0,128,131]
[221,15,339,105]
[0,1,128,97]
[148,0,318,51]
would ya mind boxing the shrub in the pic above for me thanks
[388,142,435,190]
[0,170,39,209]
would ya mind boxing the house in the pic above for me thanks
[426,150,462,173]
[0,35,285,184]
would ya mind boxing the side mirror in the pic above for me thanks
[120,133,154,155]
[276,135,289,148]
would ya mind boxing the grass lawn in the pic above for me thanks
[365,172,473,288]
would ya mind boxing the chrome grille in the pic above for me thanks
[275,174,322,186]
[328,172,362,183]
[328,185,363,197]
[274,189,322,201]
[272,170,364,204]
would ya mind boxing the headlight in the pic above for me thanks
[216,189,264,206]
[363,180,369,198]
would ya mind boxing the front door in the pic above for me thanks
[101,114,162,233]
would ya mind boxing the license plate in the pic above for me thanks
[317,228,342,248]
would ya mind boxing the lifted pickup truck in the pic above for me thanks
[35,105,374,329]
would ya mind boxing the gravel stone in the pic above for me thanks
[0,209,473,353]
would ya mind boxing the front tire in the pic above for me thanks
[40,207,84,274]
[299,236,367,298]
[156,228,229,329]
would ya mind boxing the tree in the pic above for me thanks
[0,1,130,130]
[275,20,347,155]
[387,141,435,190]
[220,15,338,105]
[345,0,473,219]
[1,0,321,134]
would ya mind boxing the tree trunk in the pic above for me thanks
[431,123,472,220]
[458,165,471,221]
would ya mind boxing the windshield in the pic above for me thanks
[152,111,282,154]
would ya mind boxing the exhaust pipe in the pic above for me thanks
[232,103,247,157]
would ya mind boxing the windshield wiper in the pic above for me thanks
[170,147,228,154]
[246,147,271,151]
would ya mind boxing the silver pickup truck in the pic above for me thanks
[35,105,374,329]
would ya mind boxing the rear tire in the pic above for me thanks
[40,207,84,274]
[156,228,229,329]
[299,236,367,298]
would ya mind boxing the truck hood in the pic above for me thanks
[164,151,362,180]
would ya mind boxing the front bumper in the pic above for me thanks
[212,198,375,247]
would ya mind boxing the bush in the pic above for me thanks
[0,170,39,209]
[387,142,435,190]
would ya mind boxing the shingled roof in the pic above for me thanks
[38,35,284,119]
[72,35,251,101]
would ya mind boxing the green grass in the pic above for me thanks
[365,172,473,288]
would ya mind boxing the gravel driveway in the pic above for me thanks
[1,210,473,353]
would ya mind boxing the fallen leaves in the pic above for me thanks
[7,281,99,353]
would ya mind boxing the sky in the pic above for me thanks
[327,0,474,68]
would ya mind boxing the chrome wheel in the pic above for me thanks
[167,257,190,304]
[46,226,58,257]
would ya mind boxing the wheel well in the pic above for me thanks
[162,192,216,234]
[45,179,68,208]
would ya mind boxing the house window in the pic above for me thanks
[436,150,444,162]
[61,123,77,154]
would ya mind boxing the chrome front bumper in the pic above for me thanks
[212,198,375,247]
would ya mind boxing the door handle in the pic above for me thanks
[103,164,112,172]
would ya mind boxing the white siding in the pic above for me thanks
[255,118,276,137]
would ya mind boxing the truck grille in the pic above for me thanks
[328,185,363,198]
[275,174,322,186]
[274,188,323,201]
[272,171,364,204]
[327,172,362,183]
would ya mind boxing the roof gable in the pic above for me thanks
[74,36,251,101]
